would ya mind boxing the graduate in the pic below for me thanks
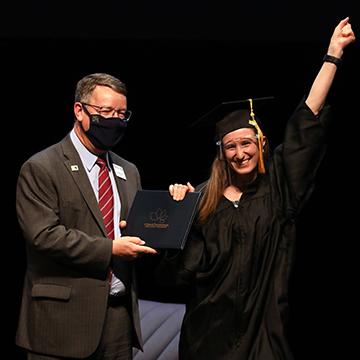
[166,17,356,360]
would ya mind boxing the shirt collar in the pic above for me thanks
[70,129,110,172]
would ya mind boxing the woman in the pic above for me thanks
[167,18,355,360]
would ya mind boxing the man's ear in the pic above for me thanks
[74,102,84,121]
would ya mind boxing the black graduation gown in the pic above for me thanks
[171,100,331,360]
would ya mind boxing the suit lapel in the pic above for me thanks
[61,135,107,236]
[109,154,129,220]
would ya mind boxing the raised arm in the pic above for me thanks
[305,17,356,115]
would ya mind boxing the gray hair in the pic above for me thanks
[74,73,127,102]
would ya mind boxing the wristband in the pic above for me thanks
[323,54,342,67]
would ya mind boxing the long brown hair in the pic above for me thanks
[197,155,229,224]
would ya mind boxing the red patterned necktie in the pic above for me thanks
[97,157,130,290]
[96,157,114,240]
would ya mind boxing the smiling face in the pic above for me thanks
[222,127,261,178]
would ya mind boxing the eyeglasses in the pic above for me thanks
[82,103,132,121]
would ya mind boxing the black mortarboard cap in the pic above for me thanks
[191,96,275,173]
[192,96,274,140]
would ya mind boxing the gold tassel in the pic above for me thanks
[248,98,266,174]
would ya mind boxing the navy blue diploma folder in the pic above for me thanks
[123,190,201,249]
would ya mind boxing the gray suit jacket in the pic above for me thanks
[16,134,143,358]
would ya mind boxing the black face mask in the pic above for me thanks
[85,113,128,150]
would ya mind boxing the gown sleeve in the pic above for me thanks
[271,98,331,216]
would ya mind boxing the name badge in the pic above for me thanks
[113,164,126,180]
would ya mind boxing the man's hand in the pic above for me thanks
[112,220,158,260]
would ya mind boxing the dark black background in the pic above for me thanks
[4,2,359,359]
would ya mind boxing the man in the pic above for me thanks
[16,73,157,360]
